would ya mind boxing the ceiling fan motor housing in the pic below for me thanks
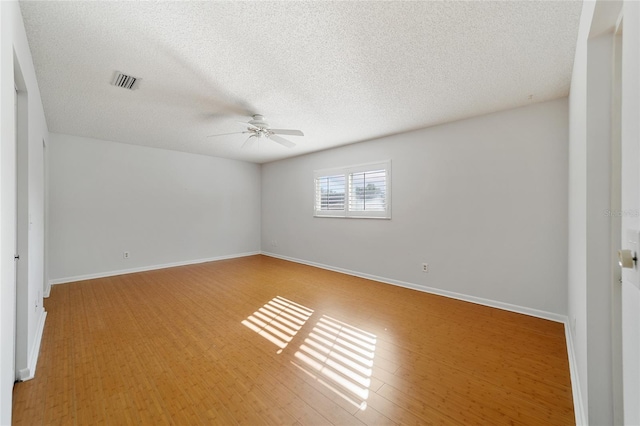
[249,114,269,129]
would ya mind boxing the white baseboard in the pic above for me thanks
[564,321,586,425]
[17,309,47,382]
[261,251,566,323]
[48,251,261,286]
[43,282,51,298]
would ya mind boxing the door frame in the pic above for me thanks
[13,54,29,381]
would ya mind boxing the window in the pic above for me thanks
[314,160,391,218]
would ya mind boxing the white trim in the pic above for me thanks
[43,282,51,298]
[49,251,260,285]
[16,310,47,382]
[565,321,587,426]
[261,251,565,323]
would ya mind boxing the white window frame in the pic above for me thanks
[314,160,391,219]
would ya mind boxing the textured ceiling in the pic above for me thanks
[20,1,582,164]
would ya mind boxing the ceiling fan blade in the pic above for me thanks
[269,134,296,148]
[207,131,247,138]
[270,129,304,137]
[242,135,257,149]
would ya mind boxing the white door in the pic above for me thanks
[618,2,640,424]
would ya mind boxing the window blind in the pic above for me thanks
[348,169,387,212]
[315,174,345,212]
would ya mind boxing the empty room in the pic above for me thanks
[1,0,639,425]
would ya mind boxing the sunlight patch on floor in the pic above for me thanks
[242,296,313,353]
[292,315,377,410]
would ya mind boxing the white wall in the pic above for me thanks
[48,133,261,282]
[262,99,568,317]
[0,1,48,423]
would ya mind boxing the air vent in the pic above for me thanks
[111,72,139,90]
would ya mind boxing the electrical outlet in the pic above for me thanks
[123,251,130,259]
[422,263,429,273]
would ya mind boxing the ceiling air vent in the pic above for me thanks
[111,72,139,90]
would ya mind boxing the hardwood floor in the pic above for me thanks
[12,255,574,425]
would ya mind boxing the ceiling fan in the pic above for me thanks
[207,114,304,148]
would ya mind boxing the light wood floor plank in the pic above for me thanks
[13,255,574,425]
